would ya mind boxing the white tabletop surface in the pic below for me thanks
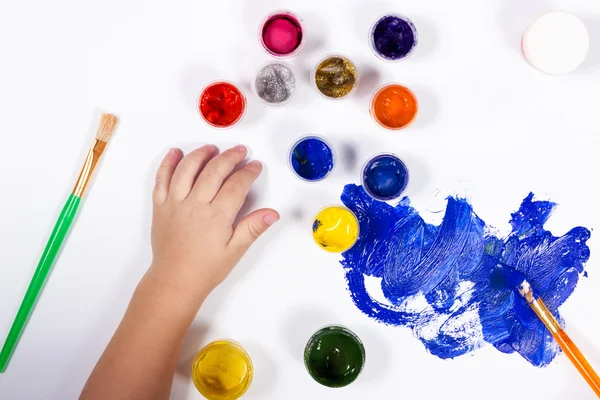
[1,0,600,399]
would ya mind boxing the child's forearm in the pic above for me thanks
[80,268,210,400]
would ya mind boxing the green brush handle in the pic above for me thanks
[0,194,81,373]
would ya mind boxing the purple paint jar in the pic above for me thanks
[370,14,418,62]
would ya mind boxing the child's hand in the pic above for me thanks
[81,145,278,398]
[148,144,279,303]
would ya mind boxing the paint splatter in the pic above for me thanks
[340,184,591,366]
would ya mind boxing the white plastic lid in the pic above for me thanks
[522,11,589,75]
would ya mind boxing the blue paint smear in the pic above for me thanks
[372,15,417,61]
[340,185,591,366]
[362,154,409,200]
[290,137,334,181]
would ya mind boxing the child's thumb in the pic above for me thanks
[230,209,280,253]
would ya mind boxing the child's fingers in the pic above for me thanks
[212,161,262,218]
[153,148,183,205]
[169,145,218,201]
[228,208,280,254]
[191,145,248,203]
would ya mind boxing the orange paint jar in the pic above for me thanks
[370,84,418,130]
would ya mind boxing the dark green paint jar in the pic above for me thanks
[304,325,366,388]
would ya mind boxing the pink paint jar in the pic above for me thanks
[259,10,304,58]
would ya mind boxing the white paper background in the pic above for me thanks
[1,0,599,399]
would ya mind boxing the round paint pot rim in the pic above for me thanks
[311,205,360,253]
[369,12,419,62]
[197,80,247,129]
[252,61,297,108]
[304,325,366,388]
[522,11,589,75]
[312,53,360,101]
[361,152,410,201]
[288,134,337,182]
[191,339,254,400]
[258,9,305,59]
[369,83,418,131]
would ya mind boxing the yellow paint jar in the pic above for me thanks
[192,340,253,400]
[312,206,360,253]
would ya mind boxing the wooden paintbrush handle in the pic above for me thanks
[553,330,600,398]
[528,296,600,397]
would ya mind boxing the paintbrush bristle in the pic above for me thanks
[490,263,528,289]
[95,114,119,143]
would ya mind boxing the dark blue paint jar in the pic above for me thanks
[289,135,335,181]
[370,14,418,62]
[362,153,409,200]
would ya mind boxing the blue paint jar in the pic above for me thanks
[361,153,409,200]
[370,14,418,62]
[289,135,335,181]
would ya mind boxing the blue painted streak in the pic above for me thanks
[341,185,591,366]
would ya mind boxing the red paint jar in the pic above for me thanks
[198,81,246,129]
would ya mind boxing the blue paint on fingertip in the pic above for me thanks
[290,137,334,181]
[340,185,591,367]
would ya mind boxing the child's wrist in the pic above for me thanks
[126,270,209,337]
[144,264,215,310]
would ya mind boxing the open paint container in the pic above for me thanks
[252,61,297,107]
[370,13,418,62]
[361,153,409,201]
[259,10,305,58]
[312,206,359,253]
[192,340,253,400]
[312,54,359,100]
[370,83,418,130]
[304,325,366,388]
[289,135,336,182]
[198,81,247,129]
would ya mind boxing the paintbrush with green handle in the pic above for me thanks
[0,114,118,373]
